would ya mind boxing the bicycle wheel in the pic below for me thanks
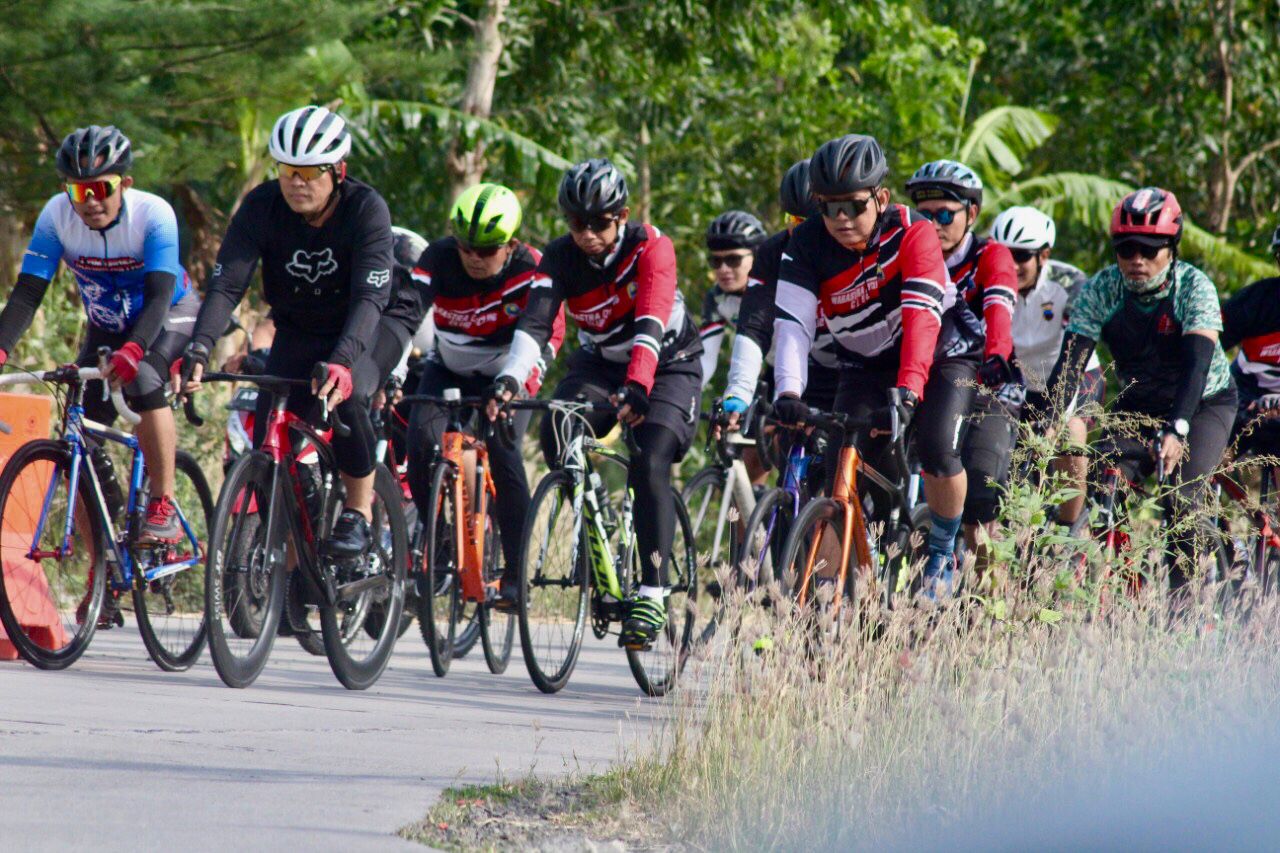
[478,501,514,674]
[416,462,461,677]
[626,488,697,697]
[453,602,481,658]
[681,466,743,580]
[739,486,793,591]
[779,497,853,621]
[321,465,408,690]
[134,450,214,672]
[365,500,416,641]
[205,451,287,689]
[518,470,589,694]
[0,440,106,669]
[881,503,930,610]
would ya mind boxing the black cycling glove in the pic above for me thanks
[180,341,210,384]
[773,394,810,427]
[486,375,521,412]
[614,381,650,419]
[977,354,1014,388]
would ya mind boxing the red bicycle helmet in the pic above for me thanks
[1111,187,1184,243]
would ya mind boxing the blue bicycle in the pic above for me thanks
[0,354,213,671]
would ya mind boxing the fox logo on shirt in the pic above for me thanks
[286,248,339,284]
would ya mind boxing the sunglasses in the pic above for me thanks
[65,175,122,204]
[1010,248,1039,264]
[1114,240,1168,260]
[818,196,874,220]
[566,214,619,233]
[708,252,751,270]
[457,241,505,258]
[275,162,335,182]
[917,207,966,226]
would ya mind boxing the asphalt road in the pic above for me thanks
[0,624,658,851]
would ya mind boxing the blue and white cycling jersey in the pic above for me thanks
[20,189,189,333]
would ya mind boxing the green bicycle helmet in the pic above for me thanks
[450,183,523,247]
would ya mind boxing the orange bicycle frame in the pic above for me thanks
[796,443,873,617]
[441,429,499,602]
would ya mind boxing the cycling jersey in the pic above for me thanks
[18,190,188,333]
[724,228,839,403]
[698,285,741,388]
[774,204,952,399]
[191,177,393,368]
[1012,259,1099,393]
[1067,261,1231,414]
[499,221,700,391]
[1221,276,1280,394]
[946,232,1015,360]
[392,237,563,387]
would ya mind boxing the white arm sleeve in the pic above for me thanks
[499,329,543,384]
[698,329,725,391]
[772,280,818,398]
[724,334,765,403]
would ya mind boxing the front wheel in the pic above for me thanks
[478,501,514,674]
[779,497,856,632]
[416,462,460,677]
[0,440,106,670]
[205,451,286,688]
[321,465,408,690]
[626,489,698,697]
[134,450,214,672]
[518,470,589,694]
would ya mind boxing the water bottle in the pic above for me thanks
[88,442,125,519]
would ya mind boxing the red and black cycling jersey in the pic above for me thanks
[946,232,1016,360]
[774,204,950,399]
[737,229,839,368]
[388,238,564,384]
[500,221,700,392]
[1222,276,1280,394]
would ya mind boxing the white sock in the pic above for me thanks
[637,585,665,601]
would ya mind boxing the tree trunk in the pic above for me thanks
[637,122,651,225]
[445,0,510,197]
[171,183,226,287]
[0,214,26,288]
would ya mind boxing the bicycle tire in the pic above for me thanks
[453,602,481,658]
[779,497,854,618]
[518,469,589,694]
[0,440,106,670]
[478,501,514,674]
[321,464,408,690]
[738,486,792,591]
[417,462,460,677]
[882,503,930,609]
[365,501,416,641]
[626,488,697,697]
[134,450,214,672]
[205,451,287,689]
[681,466,741,580]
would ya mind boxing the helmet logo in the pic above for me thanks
[1131,189,1156,212]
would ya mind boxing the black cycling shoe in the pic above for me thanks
[492,578,520,613]
[323,509,372,560]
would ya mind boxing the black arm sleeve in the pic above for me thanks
[736,277,777,352]
[190,204,262,352]
[0,272,53,353]
[1043,330,1097,413]
[125,271,176,350]
[1220,277,1280,352]
[1168,332,1217,426]
[328,195,394,368]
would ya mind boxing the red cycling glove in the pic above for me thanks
[0,349,8,368]
[109,342,145,385]
[320,363,353,403]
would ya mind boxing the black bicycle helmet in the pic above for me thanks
[706,210,768,250]
[557,158,628,218]
[808,134,888,196]
[56,125,133,178]
[779,159,820,219]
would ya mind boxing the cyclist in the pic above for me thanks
[1047,187,1236,595]
[773,135,979,594]
[906,160,1016,563]
[397,183,563,612]
[488,158,703,648]
[180,105,394,560]
[0,125,198,543]
[721,160,841,424]
[698,210,768,389]
[989,205,1103,525]
[1220,223,1280,458]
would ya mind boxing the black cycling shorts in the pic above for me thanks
[961,392,1017,525]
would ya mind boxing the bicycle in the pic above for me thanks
[397,390,516,678]
[516,398,697,696]
[189,368,408,690]
[0,352,212,671]
[777,392,923,631]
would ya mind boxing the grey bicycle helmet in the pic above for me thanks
[706,210,768,250]
[808,134,888,196]
[557,158,629,218]
[56,125,132,178]
[779,159,820,219]
[905,159,984,205]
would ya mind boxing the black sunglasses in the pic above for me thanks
[1114,240,1168,260]
[566,214,619,233]
[1010,248,1039,264]
[918,207,966,226]
[708,252,751,269]
[818,196,874,219]
[457,241,504,258]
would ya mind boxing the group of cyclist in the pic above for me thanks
[3,105,1280,651]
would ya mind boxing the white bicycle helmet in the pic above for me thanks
[990,206,1056,251]
[268,105,351,166]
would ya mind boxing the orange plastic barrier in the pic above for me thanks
[0,393,56,660]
